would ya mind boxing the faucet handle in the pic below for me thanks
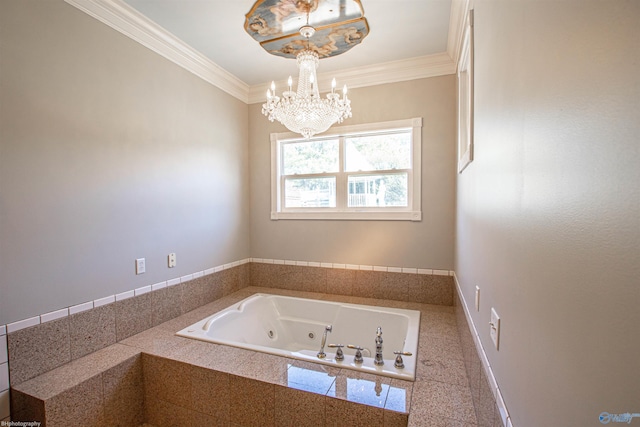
[393,351,412,369]
[347,344,364,364]
[328,344,344,361]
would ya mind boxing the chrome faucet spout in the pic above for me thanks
[317,325,332,359]
[374,326,384,366]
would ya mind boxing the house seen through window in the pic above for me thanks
[271,118,423,221]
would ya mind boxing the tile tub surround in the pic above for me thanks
[4,260,451,386]
[11,287,475,426]
[11,344,144,427]
[249,261,455,306]
[4,260,453,423]
[6,262,251,386]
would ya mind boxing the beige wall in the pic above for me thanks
[248,76,457,269]
[0,0,250,325]
[455,1,640,426]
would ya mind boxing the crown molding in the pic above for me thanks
[64,0,249,103]
[248,52,456,104]
[65,0,462,105]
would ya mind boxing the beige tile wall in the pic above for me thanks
[6,263,250,387]
[5,259,455,423]
[250,262,454,305]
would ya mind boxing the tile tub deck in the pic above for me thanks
[11,286,478,426]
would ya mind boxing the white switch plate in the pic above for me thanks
[475,286,480,311]
[135,258,145,275]
[490,307,500,350]
[168,253,176,268]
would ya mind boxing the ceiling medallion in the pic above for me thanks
[245,0,369,139]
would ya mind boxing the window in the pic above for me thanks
[271,118,422,220]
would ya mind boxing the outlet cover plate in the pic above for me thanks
[135,258,145,275]
[168,253,176,268]
[490,307,500,350]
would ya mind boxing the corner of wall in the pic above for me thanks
[454,273,512,427]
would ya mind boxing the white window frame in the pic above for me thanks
[270,118,422,221]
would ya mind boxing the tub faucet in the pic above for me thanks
[374,326,384,366]
[317,325,332,359]
[328,343,344,361]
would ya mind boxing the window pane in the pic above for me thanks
[285,177,336,208]
[283,139,339,175]
[345,132,411,172]
[347,174,408,207]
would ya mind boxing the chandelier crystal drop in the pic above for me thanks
[262,41,352,139]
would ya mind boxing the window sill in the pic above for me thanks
[270,211,422,221]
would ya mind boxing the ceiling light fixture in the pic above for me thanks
[262,23,351,139]
[245,0,368,139]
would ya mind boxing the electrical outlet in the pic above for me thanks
[475,286,480,311]
[135,258,146,275]
[168,253,176,268]
[490,307,500,350]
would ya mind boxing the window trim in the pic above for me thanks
[270,118,422,221]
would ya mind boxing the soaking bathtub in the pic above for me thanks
[176,293,420,380]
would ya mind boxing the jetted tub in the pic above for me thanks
[176,293,420,380]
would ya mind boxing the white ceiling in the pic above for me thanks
[122,0,454,87]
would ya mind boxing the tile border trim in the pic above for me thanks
[250,258,454,277]
[4,258,252,334]
[3,257,452,333]
[453,272,513,427]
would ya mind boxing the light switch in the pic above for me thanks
[475,286,480,311]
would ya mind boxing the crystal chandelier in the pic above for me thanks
[261,24,352,139]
